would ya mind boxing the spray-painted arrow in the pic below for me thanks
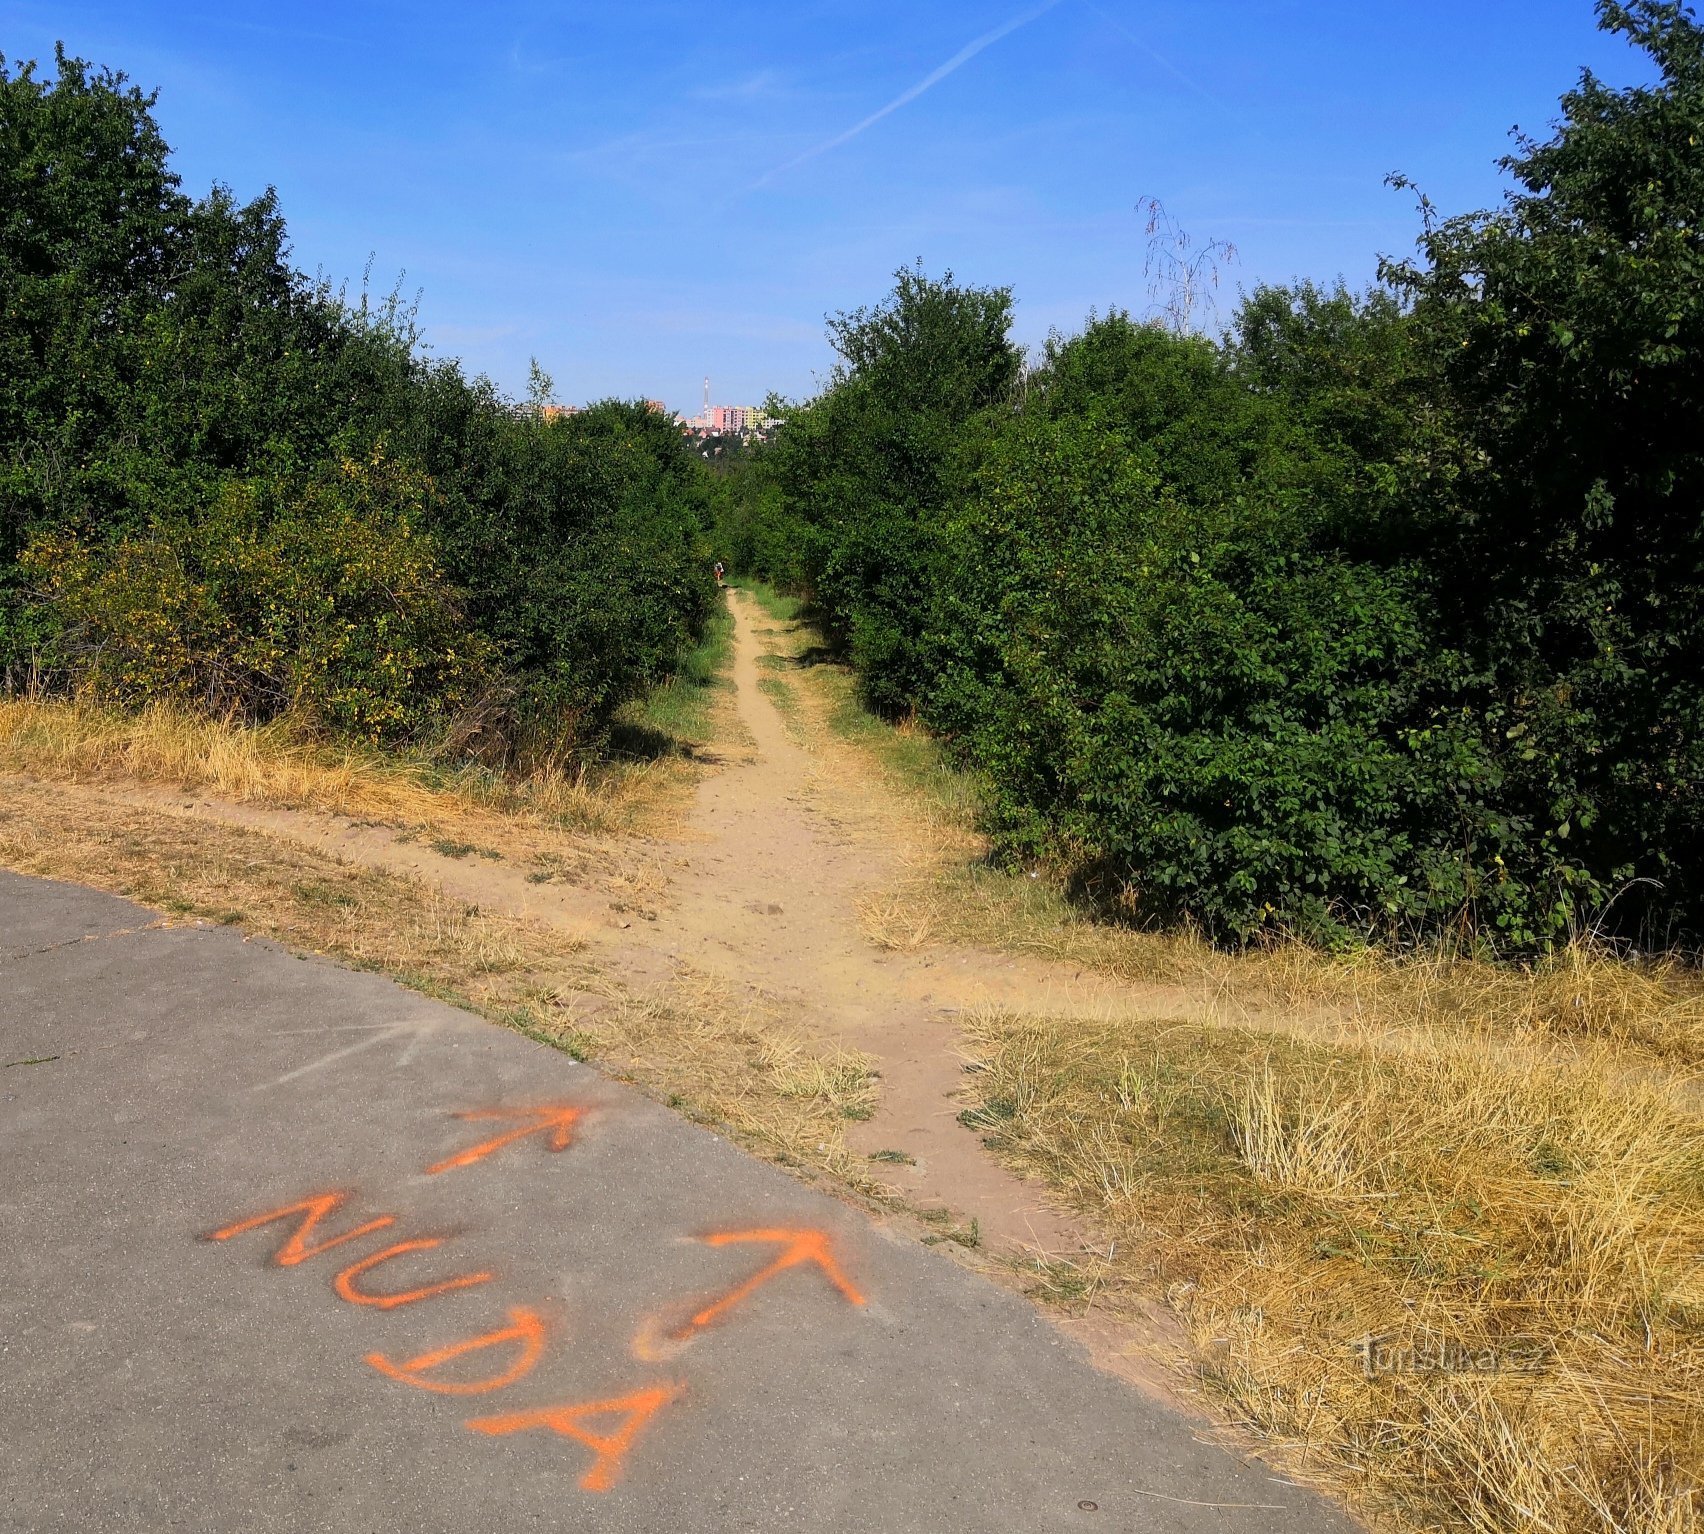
[256,1017,441,1090]
[671,1227,865,1341]
[427,1105,584,1175]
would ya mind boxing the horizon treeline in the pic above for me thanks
[718,0,1704,953]
[0,47,716,763]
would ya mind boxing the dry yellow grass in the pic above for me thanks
[552,968,882,1186]
[840,779,1704,1076]
[0,697,668,836]
[1234,938,1704,1072]
[960,1008,1703,1534]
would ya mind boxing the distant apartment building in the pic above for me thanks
[678,377,773,439]
[707,404,757,434]
[681,409,732,433]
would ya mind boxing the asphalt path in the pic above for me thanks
[0,870,1358,1532]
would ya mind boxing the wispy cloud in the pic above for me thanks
[560,128,713,171]
[753,0,1064,188]
[507,44,573,78]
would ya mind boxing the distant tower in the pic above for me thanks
[703,376,710,414]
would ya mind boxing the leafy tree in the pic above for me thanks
[768,264,1019,713]
[1392,0,1704,941]
[1,46,183,599]
[1029,311,1307,510]
[1,47,715,751]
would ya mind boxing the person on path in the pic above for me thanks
[714,560,725,587]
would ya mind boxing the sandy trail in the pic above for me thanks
[101,590,1196,1256]
[652,590,1090,1250]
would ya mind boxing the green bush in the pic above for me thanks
[932,410,1532,944]
[755,2,1704,952]
[25,453,491,742]
[764,264,1020,715]
[1,48,716,753]
[1386,0,1704,944]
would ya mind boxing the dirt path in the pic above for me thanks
[644,590,1093,1251]
[90,591,1194,1256]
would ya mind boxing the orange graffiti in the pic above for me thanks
[426,1105,584,1175]
[207,1192,395,1267]
[466,1383,683,1492]
[366,1305,547,1396]
[672,1228,864,1341]
[333,1238,493,1310]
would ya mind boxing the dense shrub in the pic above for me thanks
[0,48,714,750]
[25,453,490,741]
[503,401,717,745]
[763,264,1020,714]
[932,413,1432,942]
[745,0,1704,951]
[1388,0,1704,943]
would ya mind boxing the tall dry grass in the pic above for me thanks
[1234,938,1704,1072]
[961,1007,1704,1534]
[0,697,659,835]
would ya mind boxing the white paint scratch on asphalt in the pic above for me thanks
[257,1018,441,1089]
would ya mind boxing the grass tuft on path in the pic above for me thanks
[735,580,804,625]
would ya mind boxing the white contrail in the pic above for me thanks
[1076,0,1228,109]
[755,0,1064,187]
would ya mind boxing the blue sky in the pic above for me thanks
[2,2,1656,413]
